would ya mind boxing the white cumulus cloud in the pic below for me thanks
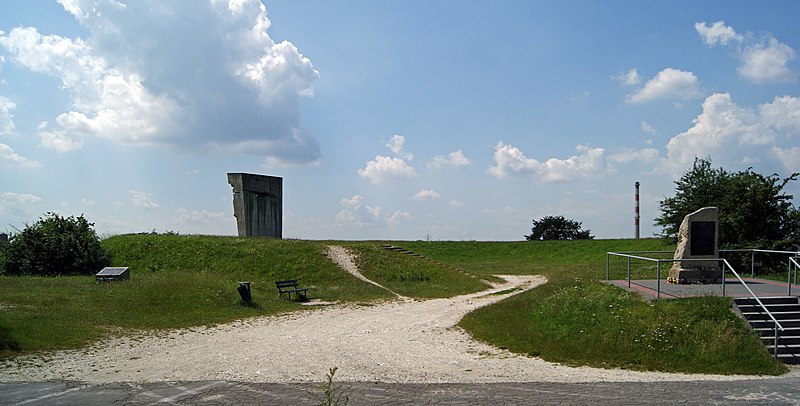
[488,142,611,182]
[358,134,418,184]
[626,68,701,104]
[663,93,800,173]
[0,143,41,168]
[772,147,800,172]
[412,189,441,201]
[335,195,380,227]
[428,150,472,169]
[0,96,16,136]
[386,134,413,160]
[387,211,413,227]
[739,36,797,83]
[640,121,657,136]
[335,194,413,230]
[0,0,320,165]
[695,21,742,46]
[129,190,160,211]
[613,68,641,86]
[1,192,42,204]
[358,156,417,184]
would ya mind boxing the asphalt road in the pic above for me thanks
[2,377,800,405]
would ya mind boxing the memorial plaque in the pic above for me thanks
[668,207,720,284]
[690,221,716,255]
[96,267,130,282]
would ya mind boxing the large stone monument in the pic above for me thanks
[227,173,283,238]
[668,207,720,284]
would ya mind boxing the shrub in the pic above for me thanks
[525,215,594,241]
[0,235,7,274]
[3,213,112,276]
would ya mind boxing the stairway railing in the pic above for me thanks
[722,259,785,359]
[606,250,799,359]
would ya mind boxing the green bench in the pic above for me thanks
[275,279,308,300]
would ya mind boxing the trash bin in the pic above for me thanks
[237,281,252,303]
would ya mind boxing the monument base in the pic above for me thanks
[667,268,721,285]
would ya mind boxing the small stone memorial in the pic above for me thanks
[668,207,720,284]
[96,267,130,282]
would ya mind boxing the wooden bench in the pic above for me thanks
[275,279,308,301]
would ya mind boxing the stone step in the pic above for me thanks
[755,326,800,337]
[737,304,800,314]
[761,335,800,346]
[749,319,800,329]
[734,296,799,306]
[732,296,800,364]
[776,354,800,365]
[740,311,800,321]
[381,244,472,277]
[764,342,800,355]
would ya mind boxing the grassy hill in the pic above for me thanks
[402,239,785,375]
[0,235,787,375]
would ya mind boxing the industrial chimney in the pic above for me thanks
[634,181,640,239]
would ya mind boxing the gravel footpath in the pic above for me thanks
[1,246,796,384]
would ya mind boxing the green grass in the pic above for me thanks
[342,242,488,298]
[0,235,789,375]
[402,239,787,375]
[0,234,478,358]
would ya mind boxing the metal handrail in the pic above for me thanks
[719,249,800,277]
[722,258,785,359]
[607,251,795,359]
[607,252,724,299]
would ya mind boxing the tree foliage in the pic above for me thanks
[525,215,594,241]
[3,213,112,276]
[655,158,800,249]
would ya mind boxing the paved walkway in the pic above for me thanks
[607,277,800,300]
[2,377,800,405]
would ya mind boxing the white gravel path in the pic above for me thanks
[0,246,796,384]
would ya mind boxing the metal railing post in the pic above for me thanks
[751,250,755,277]
[605,253,609,281]
[721,258,784,359]
[657,261,661,299]
[789,259,793,296]
[774,322,779,360]
[627,257,631,288]
[722,260,726,297]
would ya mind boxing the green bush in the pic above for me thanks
[3,213,111,276]
[0,239,6,274]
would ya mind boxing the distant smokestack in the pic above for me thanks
[634,181,640,239]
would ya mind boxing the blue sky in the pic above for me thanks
[1,0,799,241]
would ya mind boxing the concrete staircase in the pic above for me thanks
[733,296,800,364]
[381,245,479,280]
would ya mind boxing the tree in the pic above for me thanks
[3,213,112,276]
[655,158,800,249]
[525,215,594,241]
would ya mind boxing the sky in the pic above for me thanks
[1,0,799,241]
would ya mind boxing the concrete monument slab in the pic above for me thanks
[227,173,283,238]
